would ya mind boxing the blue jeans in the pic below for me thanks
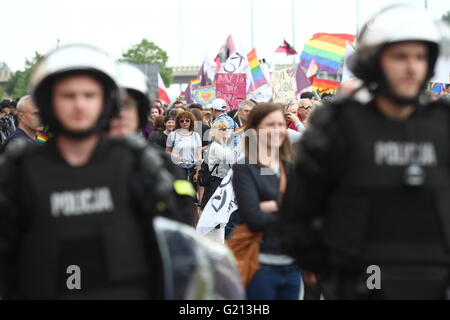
[247,263,302,300]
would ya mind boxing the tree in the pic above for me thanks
[0,62,9,71]
[5,52,43,98]
[0,88,4,101]
[442,11,450,25]
[121,39,172,87]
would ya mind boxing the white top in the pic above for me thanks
[287,120,306,144]
[166,129,202,168]
[206,140,242,178]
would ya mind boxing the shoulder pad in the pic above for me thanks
[119,134,148,151]
[153,216,245,299]
[117,135,166,172]
[299,100,354,172]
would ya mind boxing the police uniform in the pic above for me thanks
[278,94,450,299]
[0,45,243,299]
[277,4,450,299]
[0,137,244,299]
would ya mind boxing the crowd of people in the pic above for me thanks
[0,4,450,300]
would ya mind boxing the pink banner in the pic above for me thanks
[216,73,247,112]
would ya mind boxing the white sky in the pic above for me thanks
[1,0,449,97]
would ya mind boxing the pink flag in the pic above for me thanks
[306,57,318,82]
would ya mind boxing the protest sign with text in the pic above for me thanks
[216,73,247,112]
[270,68,297,105]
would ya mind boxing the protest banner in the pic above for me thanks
[270,68,297,104]
[220,51,255,94]
[247,83,273,102]
[220,51,249,74]
[196,169,238,236]
[192,85,216,107]
[216,73,247,112]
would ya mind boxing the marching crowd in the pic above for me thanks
[1,4,450,300]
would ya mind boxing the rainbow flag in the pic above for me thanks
[233,124,246,136]
[190,78,201,88]
[247,49,268,92]
[36,133,49,144]
[430,82,444,94]
[312,78,340,95]
[177,92,186,102]
[300,33,355,75]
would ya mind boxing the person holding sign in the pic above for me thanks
[201,120,242,210]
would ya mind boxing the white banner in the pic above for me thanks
[219,51,254,92]
[247,83,273,102]
[196,169,238,235]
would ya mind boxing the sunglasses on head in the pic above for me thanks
[299,105,312,109]
[179,119,190,123]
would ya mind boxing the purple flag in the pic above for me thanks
[197,58,215,86]
[296,63,311,93]
[183,83,193,104]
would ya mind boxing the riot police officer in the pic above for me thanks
[0,44,243,299]
[277,4,450,299]
[109,62,197,225]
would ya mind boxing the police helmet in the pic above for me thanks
[116,63,151,130]
[29,44,122,138]
[349,4,441,86]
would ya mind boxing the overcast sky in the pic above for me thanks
[1,0,449,97]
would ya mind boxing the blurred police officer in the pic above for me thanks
[278,5,450,299]
[0,45,243,299]
[109,62,196,225]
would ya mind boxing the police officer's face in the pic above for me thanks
[257,110,286,150]
[52,75,104,132]
[109,94,139,138]
[380,42,428,100]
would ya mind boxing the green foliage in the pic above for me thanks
[5,52,43,98]
[0,62,9,71]
[121,39,172,87]
[442,11,450,25]
[0,87,4,100]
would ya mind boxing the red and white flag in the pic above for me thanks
[158,73,171,105]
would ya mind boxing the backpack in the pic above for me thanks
[198,161,219,187]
